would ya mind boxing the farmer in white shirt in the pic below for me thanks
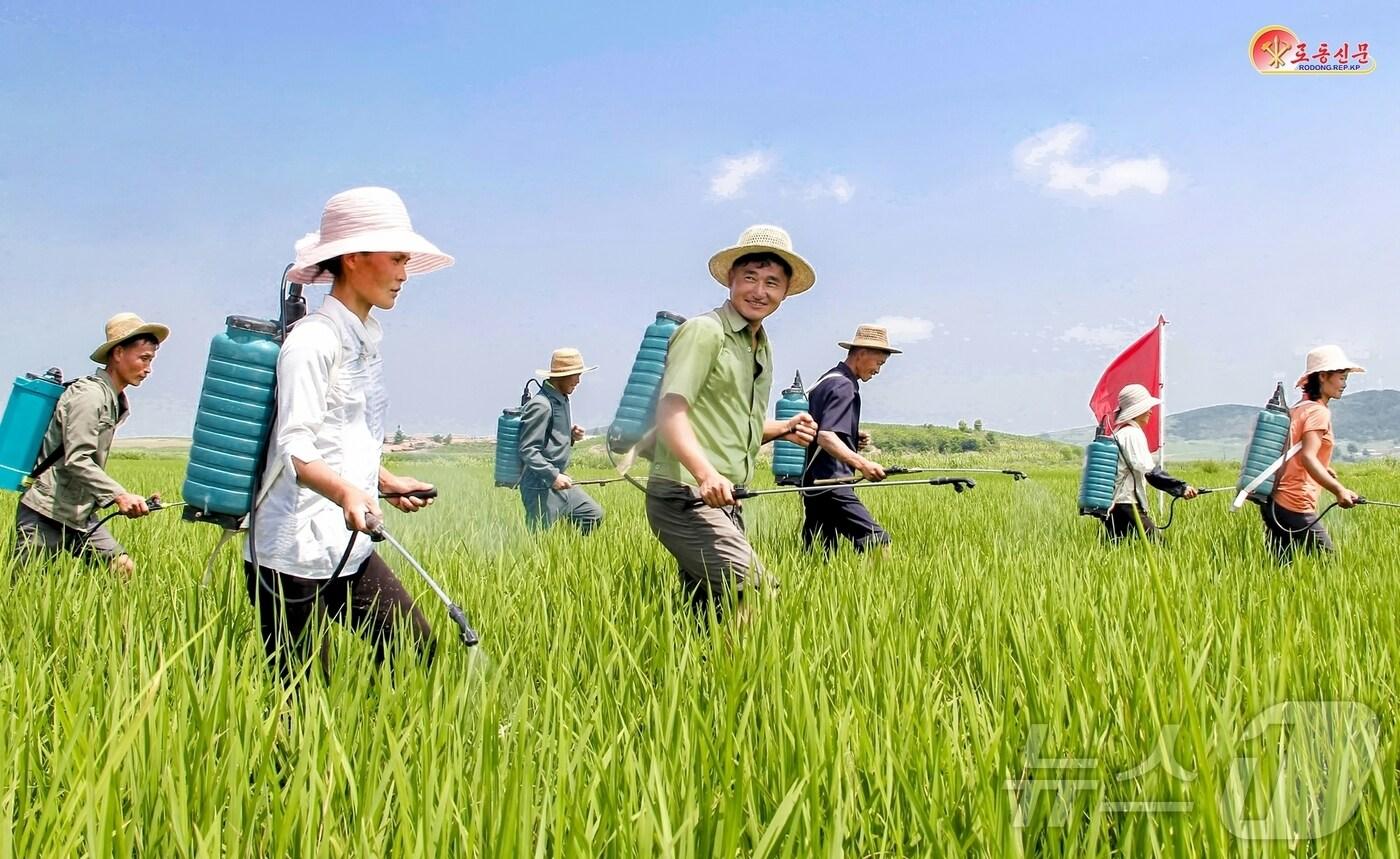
[1105,383,1198,541]
[245,187,452,670]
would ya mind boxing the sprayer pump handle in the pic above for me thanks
[380,488,439,500]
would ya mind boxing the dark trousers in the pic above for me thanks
[1103,503,1159,541]
[1260,499,1334,563]
[244,552,434,674]
[13,501,126,564]
[801,488,891,554]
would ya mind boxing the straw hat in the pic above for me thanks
[838,324,902,354]
[537,348,597,379]
[1295,345,1366,388]
[1115,383,1161,423]
[707,224,816,296]
[90,313,170,363]
[288,187,454,284]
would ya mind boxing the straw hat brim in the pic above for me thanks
[708,244,816,296]
[90,323,171,364]
[288,230,455,284]
[838,339,902,354]
[537,365,599,379]
[1295,364,1366,389]
[1116,395,1162,423]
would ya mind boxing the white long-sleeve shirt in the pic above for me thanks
[245,295,388,579]
[1112,422,1157,508]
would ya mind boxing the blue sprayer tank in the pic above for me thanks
[771,371,808,485]
[181,316,282,527]
[608,311,685,454]
[494,409,523,487]
[0,369,65,492]
[494,380,541,488]
[1236,383,1291,504]
[1078,425,1118,517]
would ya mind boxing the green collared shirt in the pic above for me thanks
[651,302,773,486]
[20,369,130,528]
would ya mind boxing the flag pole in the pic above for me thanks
[1157,315,1168,516]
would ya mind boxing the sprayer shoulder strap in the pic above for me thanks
[28,377,90,480]
[252,313,345,513]
[809,371,847,393]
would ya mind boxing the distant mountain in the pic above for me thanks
[1041,389,1400,457]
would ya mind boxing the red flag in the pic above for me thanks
[1089,317,1165,451]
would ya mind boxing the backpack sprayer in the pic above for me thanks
[494,379,541,488]
[1232,383,1295,511]
[771,372,808,486]
[0,368,67,492]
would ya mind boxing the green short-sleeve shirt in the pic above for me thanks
[650,302,773,486]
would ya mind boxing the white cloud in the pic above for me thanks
[1014,123,1169,198]
[708,150,774,200]
[1059,323,1135,349]
[803,175,855,203]
[872,315,935,344]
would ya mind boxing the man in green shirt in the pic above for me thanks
[14,313,169,579]
[647,225,819,621]
[518,348,604,534]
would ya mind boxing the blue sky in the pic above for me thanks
[1,1,1396,439]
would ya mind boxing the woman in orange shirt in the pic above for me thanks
[1262,345,1365,562]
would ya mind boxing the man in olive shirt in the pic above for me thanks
[647,225,819,620]
[15,313,169,578]
[518,348,604,534]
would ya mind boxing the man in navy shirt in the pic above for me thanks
[801,324,901,554]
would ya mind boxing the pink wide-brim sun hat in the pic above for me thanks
[1295,345,1366,388]
[288,186,455,284]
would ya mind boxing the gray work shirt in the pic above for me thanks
[518,381,573,490]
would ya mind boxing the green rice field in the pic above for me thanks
[3,452,1400,856]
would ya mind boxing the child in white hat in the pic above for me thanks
[1260,345,1364,562]
[1104,383,1198,541]
[246,187,453,670]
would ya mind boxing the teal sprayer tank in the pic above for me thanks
[607,311,685,454]
[494,408,523,487]
[1236,383,1291,504]
[181,316,281,527]
[1078,425,1118,517]
[494,381,540,488]
[0,369,65,492]
[771,371,808,485]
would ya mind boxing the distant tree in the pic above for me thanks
[1347,442,1360,455]
[959,437,981,452]
[394,426,405,445]
[974,419,983,431]
[958,420,969,433]
[443,433,452,445]
[985,432,997,445]
[431,434,444,444]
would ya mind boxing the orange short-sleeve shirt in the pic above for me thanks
[1273,400,1333,513]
